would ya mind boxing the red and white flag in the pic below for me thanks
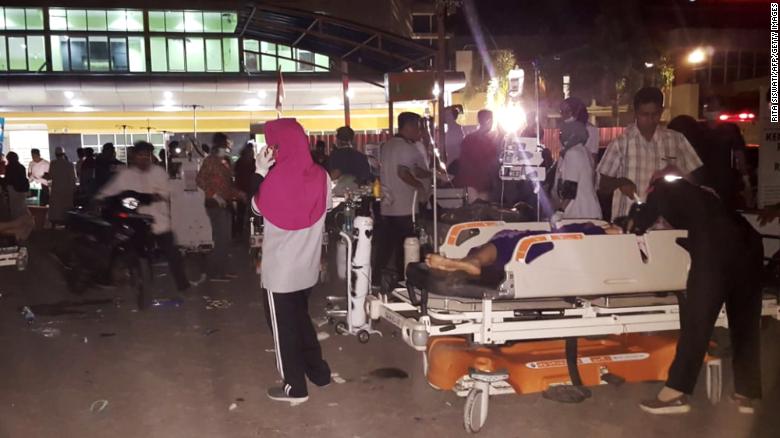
[275,67,285,118]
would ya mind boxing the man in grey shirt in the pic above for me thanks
[376,112,431,287]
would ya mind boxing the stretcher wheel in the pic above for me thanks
[706,359,722,404]
[335,321,349,336]
[357,330,370,344]
[463,387,489,434]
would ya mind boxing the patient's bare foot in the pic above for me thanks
[425,254,481,276]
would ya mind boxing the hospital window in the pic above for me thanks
[48,9,144,32]
[0,8,44,31]
[151,36,238,72]
[297,50,314,72]
[148,10,237,33]
[0,35,45,72]
[50,35,145,72]
[243,39,329,73]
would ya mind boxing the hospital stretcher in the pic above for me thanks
[366,220,780,433]
[0,214,33,271]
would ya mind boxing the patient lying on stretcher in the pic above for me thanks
[425,222,623,277]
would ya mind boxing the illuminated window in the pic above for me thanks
[165,11,184,32]
[26,35,45,72]
[223,37,239,72]
[185,11,203,33]
[128,37,145,72]
[150,37,167,71]
[167,38,185,71]
[278,45,295,72]
[87,10,107,31]
[206,38,223,71]
[243,39,260,72]
[203,12,222,33]
[262,42,278,71]
[0,7,43,30]
[8,36,27,70]
[149,10,238,33]
[0,36,7,70]
[186,37,205,72]
[48,9,145,32]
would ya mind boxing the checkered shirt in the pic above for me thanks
[596,124,702,218]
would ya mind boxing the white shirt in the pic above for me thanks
[585,123,600,156]
[29,159,50,186]
[445,121,465,164]
[557,144,602,219]
[380,136,428,216]
[96,165,172,235]
[255,174,332,293]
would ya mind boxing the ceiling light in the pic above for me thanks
[163,91,173,99]
[64,91,74,99]
[687,48,706,65]
[644,62,654,68]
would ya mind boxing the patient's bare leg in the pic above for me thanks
[425,243,497,276]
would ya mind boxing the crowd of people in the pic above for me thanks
[0,86,770,411]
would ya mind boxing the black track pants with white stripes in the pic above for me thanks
[266,288,331,397]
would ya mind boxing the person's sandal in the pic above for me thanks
[639,394,691,415]
[731,394,756,414]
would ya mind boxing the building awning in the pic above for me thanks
[237,3,436,73]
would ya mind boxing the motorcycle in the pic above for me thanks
[60,190,157,309]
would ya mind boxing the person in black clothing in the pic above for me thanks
[668,115,746,211]
[1,152,30,220]
[311,140,328,169]
[630,170,763,415]
[327,126,371,185]
[233,142,256,238]
[94,142,123,191]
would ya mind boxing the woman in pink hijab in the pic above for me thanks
[251,118,331,405]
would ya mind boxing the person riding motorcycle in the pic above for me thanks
[95,141,194,292]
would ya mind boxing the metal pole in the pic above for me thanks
[436,4,447,164]
[388,100,394,133]
[534,62,541,221]
[342,60,351,127]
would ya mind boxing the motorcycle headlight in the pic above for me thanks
[121,197,140,210]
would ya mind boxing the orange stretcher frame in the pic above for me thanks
[427,333,716,394]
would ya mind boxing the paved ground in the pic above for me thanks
[1,230,779,438]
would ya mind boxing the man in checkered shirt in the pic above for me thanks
[597,87,703,219]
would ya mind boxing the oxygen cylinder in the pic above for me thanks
[403,236,421,278]
[349,216,373,329]
[336,239,348,280]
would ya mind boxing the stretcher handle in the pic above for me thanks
[603,278,639,285]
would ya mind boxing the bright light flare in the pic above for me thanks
[687,48,706,64]
[495,104,527,134]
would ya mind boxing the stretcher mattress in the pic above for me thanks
[436,221,691,299]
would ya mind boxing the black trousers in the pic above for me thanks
[266,288,331,397]
[38,185,50,206]
[667,237,763,398]
[155,232,189,291]
[374,215,415,285]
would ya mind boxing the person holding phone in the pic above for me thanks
[252,118,332,405]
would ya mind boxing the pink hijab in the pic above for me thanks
[255,118,327,230]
